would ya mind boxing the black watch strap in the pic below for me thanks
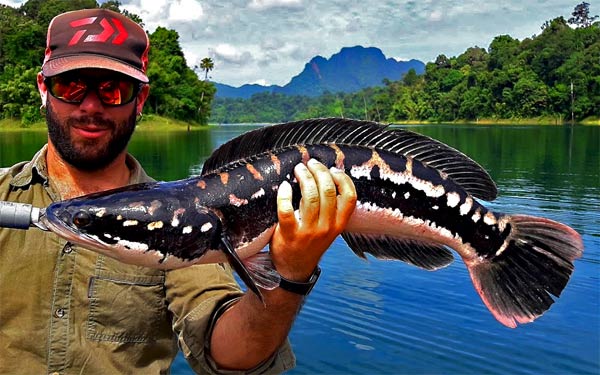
[278,266,321,296]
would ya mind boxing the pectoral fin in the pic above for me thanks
[220,234,265,303]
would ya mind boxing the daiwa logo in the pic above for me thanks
[68,17,128,46]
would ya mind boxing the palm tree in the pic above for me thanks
[199,57,214,81]
[194,57,215,131]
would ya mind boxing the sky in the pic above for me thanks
[0,0,584,87]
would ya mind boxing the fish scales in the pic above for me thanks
[41,118,584,328]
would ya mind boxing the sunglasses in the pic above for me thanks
[45,74,142,106]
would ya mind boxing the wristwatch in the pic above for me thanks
[278,266,321,296]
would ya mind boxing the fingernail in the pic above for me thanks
[308,158,320,166]
[330,166,343,173]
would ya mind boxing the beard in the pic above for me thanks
[46,100,137,171]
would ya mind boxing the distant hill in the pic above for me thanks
[214,46,424,98]
[212,83,278,98]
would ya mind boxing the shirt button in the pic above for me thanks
[54,308,66,318]
[63,245,72,254]
[50,372,60,375]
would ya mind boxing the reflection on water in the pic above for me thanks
[1,124,598,375]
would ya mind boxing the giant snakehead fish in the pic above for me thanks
[40,118,584,328]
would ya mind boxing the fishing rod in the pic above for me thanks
[0,201,48,230]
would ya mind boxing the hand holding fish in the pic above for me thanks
[270,159,357,282]
[209,160,356,370]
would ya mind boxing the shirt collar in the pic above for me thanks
[9,144,154,188]
[9,144,50,188]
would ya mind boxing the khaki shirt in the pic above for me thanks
[0,146,295,374]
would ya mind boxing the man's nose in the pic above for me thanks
[78,89,104,111]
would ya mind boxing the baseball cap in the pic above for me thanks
[42,8,149,83]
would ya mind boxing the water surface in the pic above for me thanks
[1,124,598,375]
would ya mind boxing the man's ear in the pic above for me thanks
[37,72,48,106]
[136,84,150,115]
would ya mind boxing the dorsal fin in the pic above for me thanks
[201,118,497,201]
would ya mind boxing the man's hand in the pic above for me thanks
[209,159,356,370]
[270,158,357,281]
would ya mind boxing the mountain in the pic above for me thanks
[214,46,424,98]
[213,83,277,98]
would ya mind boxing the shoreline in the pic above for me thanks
[1,116,598,131]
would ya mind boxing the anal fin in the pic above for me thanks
[341,232,454,271]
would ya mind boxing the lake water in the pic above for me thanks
[1,123,598,374]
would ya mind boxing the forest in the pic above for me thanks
[0,0,214,126]
[212,3,600,124]
[0,1,598,126]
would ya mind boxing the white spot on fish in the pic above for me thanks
[147,221,164,230]
[200,222,213,232]
[103,233,112,239]
[350,165,373,180]
[229,194,249,207]
[171,208,186,227]
[446,192,460,208]
[117,215,123,220]
[123,220,138,227]
[118,239,149,251]
[484,212,497,225]
[95,208,106,217]
[404,192,410,199]
[392,191,397,199]
[472,210,482,223]
[251,188,265,199]
[432,205,439,210]
[183,226,193,234]
[496,240,510,256]
[459,197,473,215]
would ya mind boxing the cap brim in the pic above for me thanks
[42,55,149,83]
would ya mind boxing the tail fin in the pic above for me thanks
[467,215,583,328]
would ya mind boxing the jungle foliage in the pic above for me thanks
[212,3,599,124]
[0,0,214,126]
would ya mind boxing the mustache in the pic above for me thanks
[67,115,115,129]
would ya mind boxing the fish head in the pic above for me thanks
[42,190,224,264]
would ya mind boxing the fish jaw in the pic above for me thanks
[41,210,115,252]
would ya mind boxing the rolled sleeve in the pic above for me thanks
[166,263,296,374]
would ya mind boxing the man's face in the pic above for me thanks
[44,69,140,171]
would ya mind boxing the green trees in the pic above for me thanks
[0,0,214,126]
[146,27,214,124]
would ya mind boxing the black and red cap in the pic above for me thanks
[42,8,149,83]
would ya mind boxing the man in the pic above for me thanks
[0,8,356,374]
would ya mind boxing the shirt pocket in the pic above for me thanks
[87,273,168,343]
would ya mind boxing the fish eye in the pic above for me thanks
[73,211,92,228]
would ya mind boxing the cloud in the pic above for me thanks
[0,0,24,7]
[169,0,204,21]
[429,10,443,22]
[247,0,303,11]
[209,43,254,65]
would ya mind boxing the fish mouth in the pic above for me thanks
[40,214,113,253]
